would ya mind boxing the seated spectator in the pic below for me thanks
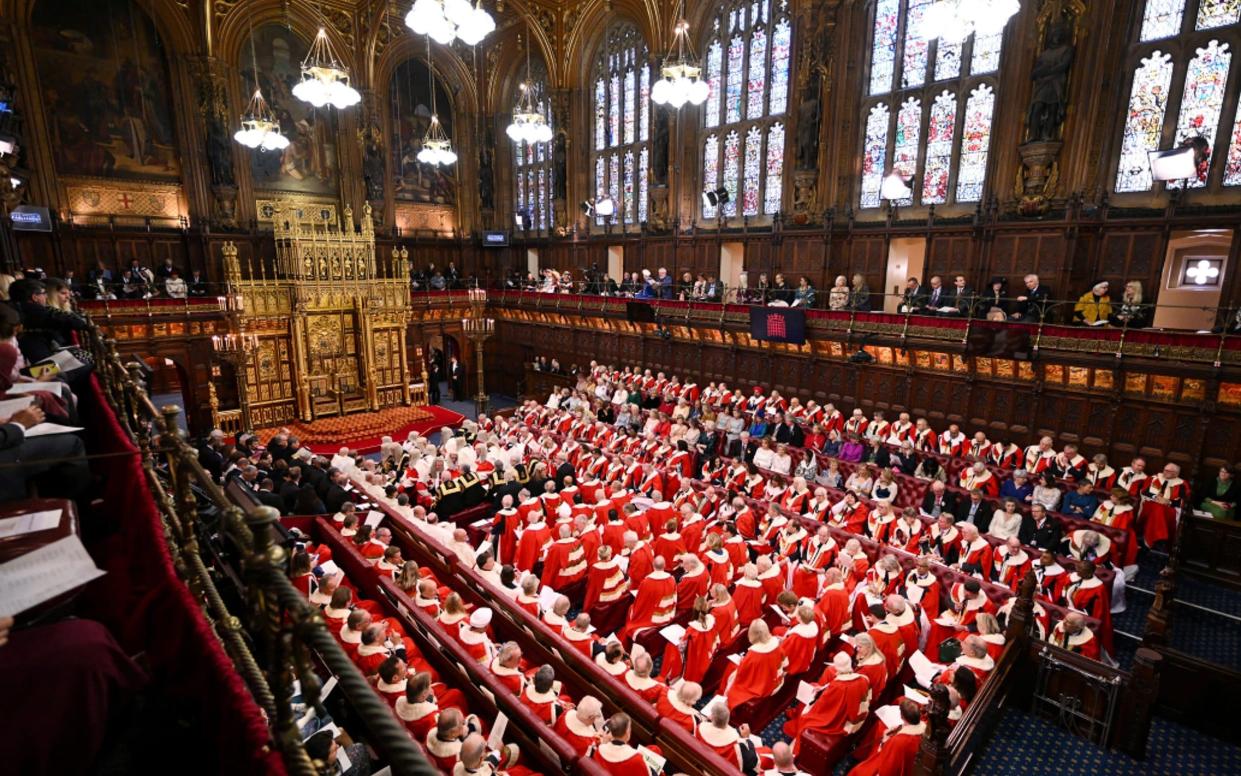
[8,278,90,366]
[164,270,188,298]
[1197,464,1238,521]
[1073,280,1111,326]
[828,275,850,310]
[1000,468,1034,504]
[1032,472,1062,512]
[1109,280,1150,328]
[1062,480,1100,519]
[839,433,865,463]
[792,276,816,308]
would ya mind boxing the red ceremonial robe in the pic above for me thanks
[792,670,871,751]
[592,741,651,776]
[656,689,699,734]
[514,521,552,572]
[846,722,925,776]
[732,578,767,628]
[621,570,677,642]
[725,639,786,709]
[780,620,820,676]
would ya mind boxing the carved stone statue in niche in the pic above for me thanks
[652,108,670,185]
[478,128,495,212]
[363,137,385,203]
[1026,20,1075,142]
[795,68,822,172]
[552,131,567,200]
[206,115,235,187]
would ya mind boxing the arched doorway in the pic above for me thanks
[144,355,191,433]
[424,332,466,405]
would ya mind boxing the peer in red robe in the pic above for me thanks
[724,630,786,709]
[847,711,925,776]
[779,614,820,676]
[732,574,766,628]
[514,519,552,572]
[1047,615,1101,660]
[789,659,871,752]
[541,530,588,587]
[583,553,628,612]
[621,566,677,643]
[626,538,655,588]
[1139,470,1188,548]
[656,684,700,734]
[814,573,852,638]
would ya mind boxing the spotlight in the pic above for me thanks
[580,200,594,216]
[702,187,730,208]
[595,196,616,217]
[514,211,525,230]
[880,172,912,201]
[1150,136,1211,182]
[0,134,16,157]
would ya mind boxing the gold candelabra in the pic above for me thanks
[462,288,495,418]
[212,331,260,430]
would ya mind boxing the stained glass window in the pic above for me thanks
[860,0,1008,207]
[705,39,723,128]
[700,0,790,220]
[1119,2,1241,193]
[860,104,890,208]
[870,0,900,95]
[901,0,932,88]
[726,34,745,123]
[703,135,721,219]
[1224,99,1241,184]
[591,23,649,228]
[1142,0,1187,40]
[722,130,741,217]
[747,26,768,119]
[764,123,785,214]
[639,147,649,222]
[1174,40,1232,187]
[1199,0,1241,29]
[1115,51,1174,192]
[921,91,957,204]
[957,84,995,202]
[512,70,552,231]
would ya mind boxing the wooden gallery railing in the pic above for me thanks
[1138,519,1241,747]
[913,571,1161,775]
[82,320,439,776]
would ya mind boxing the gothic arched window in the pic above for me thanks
[858,0,1005,208]
[1114,0,1241,192]
[591,23,650,228]
[512,66,552,231]
[700,0,792,220]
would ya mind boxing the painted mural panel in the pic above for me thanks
[389,58,456,205]
[240,25,339,196]
[32,0,180,180]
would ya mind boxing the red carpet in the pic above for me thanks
[255,405,465,454]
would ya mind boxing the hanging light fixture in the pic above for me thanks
[506,26,553,145]
[292,26,362,109]
[919,0,1020,44]
[234,7,289,150]
[405,0,494,46]
[651,3,710,109]
[416,38,457,167]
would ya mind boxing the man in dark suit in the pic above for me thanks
[197,430,226,481]
[920,481,957,518]
[279,467,304,514]
[900,277,925,313]
[923,276,947,313]
[256,478,286,513]
[323,470,351,514]
[1028,504,1062,549]
[449,357,465,401]
[1011,273,1051,321]
[954,489,994,533]
[943,275,975,317]
[889,444,918,476]
[553,456,576,490]
[772,414,805,447]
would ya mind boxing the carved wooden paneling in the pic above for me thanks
[1096,231,1165,295]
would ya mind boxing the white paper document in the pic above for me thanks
[538,585,559,613]
[487,712,509,751]
[0,395,34,418]
[908,649,944,688]
[364,510,385,528]
[796,680,818,705]
[48,350,86,372]
[658,623,686,643]
[875,704,903,729]
[0,508,61,539]
[23,423,84,438]
[904,685,930,705]
[6,381,70,399]
[317,560,341,578]
[637,745,666,773]
[727,653,743,665]
[0,534,106,616]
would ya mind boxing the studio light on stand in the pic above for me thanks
[1150,135,1211,183]
[595,196,617,218]
[702,187,730,209]
[880,172,913,201]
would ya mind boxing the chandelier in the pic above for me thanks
[506,27,553,145]
[292,27,362,109]
[920,0,1020,44]
[235,11,289,151]
[406,0,495,46]
[234,89,289,151]
[416,38,457,166]
[651,12,710,108]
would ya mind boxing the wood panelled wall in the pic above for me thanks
[489,316,1241,478]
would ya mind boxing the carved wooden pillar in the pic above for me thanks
[1117,647,1163,759]
[188,56,239,228]
[915,683,951,776]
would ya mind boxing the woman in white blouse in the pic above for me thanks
[989,498,1025,541]
[769,443,793,476]
[845,464,875,496]
[752,438,776,470]
[1031,472,1062,513]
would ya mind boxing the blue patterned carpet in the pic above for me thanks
[975,708,1241,775]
